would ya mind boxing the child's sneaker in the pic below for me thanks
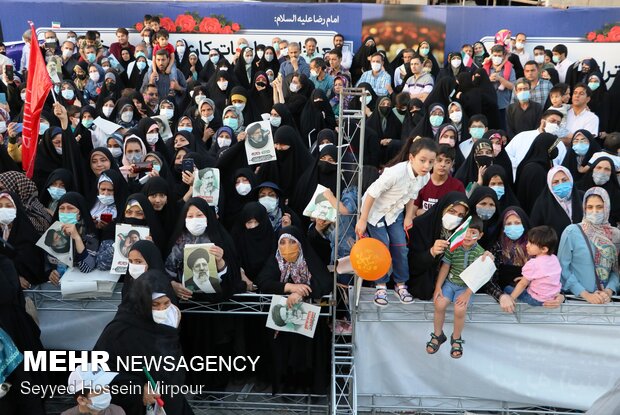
[374,287,389,307]
[394,284,414,304]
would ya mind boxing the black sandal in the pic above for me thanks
[450,335,465,359]
[426,332,447,354]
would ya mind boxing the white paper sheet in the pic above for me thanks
[460,256,497,293]
[93,117,122,135]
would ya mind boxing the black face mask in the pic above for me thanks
[318,160,337,174]
[256,81,267,88]
[313,100,324,109]
[76,73,87,80]
[397,108,407,115]
[379,106,391,116]
[276,149,290,160]
[410,112,424,124]
[124,217,146,226]
[475,155,493,167]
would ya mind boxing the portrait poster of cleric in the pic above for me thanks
[36,221,73,267]
[193,167,220,207]
[183,243,221,294]
[244,120,276,165]
[266,295,321,338]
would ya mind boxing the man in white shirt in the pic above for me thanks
[513,33,531,68]
[565,82,599,137]
[552,44,573,84]
[393,49,414,88]
[506,109,567,181]
[333,33,352,71]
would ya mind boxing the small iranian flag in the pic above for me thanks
[448,216,472,252]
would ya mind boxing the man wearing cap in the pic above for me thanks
[62,364,125,415]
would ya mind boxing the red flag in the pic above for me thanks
[21,21,53,178]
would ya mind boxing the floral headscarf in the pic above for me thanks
[276,233,311,285]
[0,171,52,233]
[580,187,620,283]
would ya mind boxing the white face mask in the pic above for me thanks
[0,207,16,225]
[515,41,525,50]
[371,62,382,72]
[491,56,503,66]
[61,89,75,101]
[233,103,246,112]
[450,59,462,68]
[265,53,274,62]
[186,216,207,236]
[289,83,300,93]
[121,111,134,123]
[236,182,252,196]
[152,304,179,328]
[534,55,545,64]
[109,147,122,158]
[102,106,114,117]
[217,81,229,91]
[160,108,174,120]
[544,122,559,136]
[87,392,112,411]
[97,194,115,206]
[89,72,100,83]
[55,146,63,155]
[259,196,278,213]
[449,111,462,123]
[442,213,463,230]
[176,46,186,55]
[0,122,6,134]
[194,95,205,105]
[146,132,159,145]
[217,136,232,148]
[244,55,254,64]
[257,50,264,59]
[201,115,214,124]
[128,263,146,279]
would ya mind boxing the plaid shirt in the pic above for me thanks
[511,79,552,106]
[356,69,392,97]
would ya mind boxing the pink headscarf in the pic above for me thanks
[494,29,512,54]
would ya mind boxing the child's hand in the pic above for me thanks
[433,287,443,302]
[355,219,367,238]
[455,290,471,307]
[499,294,516,313]
[480,250,494,262]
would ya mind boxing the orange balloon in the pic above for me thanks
[350,238,392,281]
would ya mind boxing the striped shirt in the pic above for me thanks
[442,243,485,286]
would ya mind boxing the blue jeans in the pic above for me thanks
[367,213,409,285]
[441,279,471,304]
[504,286,543,306]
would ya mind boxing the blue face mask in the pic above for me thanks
[572,142,589,156]
[59,212,78,225]
[223,117,239,130]
[48,186,66,201]
[552,181,572,199]
[476,207,496,221]
[470,127,485,140]
[82,119,94,128]
[39,122,50,136]
[137,61,147,71]
[516,90,530,102]
[588,82,600,92]
[210,55,220,65]
[97,194,115,206]
[504,224,525,240]
[429,115,443,127]
[490,185,505,200]
[178,126,193,133]
[86,53,96,63]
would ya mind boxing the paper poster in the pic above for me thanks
[192,167,220,206]
[460,256,497,293]
[266,295,321,338]
[152,115,173,142]
[303,184,337,222]
[183,243,221,294]
[245,120,276,165]
[93,117,123,135]
[36,221,73,267]
[110,224,150,274]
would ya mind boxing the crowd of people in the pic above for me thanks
[0,14,619,414]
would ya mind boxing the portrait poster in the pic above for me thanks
[303,184,337,222]
[192,167,220,207]
[244,120,276,165]
[110,224,150,274]
[36,221,73,267]
[183,243,220,294]
[266,295,321,338]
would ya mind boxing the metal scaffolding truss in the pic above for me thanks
[357,394,584,414]
[330,87,367,415]
[355,288,620,326]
